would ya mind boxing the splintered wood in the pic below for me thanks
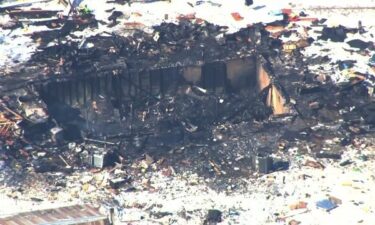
[257,62,289,115]
[0,104,23,138]
[267,85,288,115]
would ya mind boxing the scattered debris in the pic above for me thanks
[339,159,352,166]
[204,209,222,224]
[315,151,342,160]
[245,0,253,6]
[290,201,308,210]
[347,39,373,50]
[252,154,274,174]
[304,160,325,169]
[231,12,244,21]
[289,220,301,225]
[319,25,348,42]
[328,196,342,205]
[316,199,338,212]
[369,54,375,66]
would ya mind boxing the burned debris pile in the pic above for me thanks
[1,1,375,224]
[0,4,375,195]
[1,19,287,180]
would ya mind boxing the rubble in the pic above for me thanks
[245,0,253,6]
[204,209,223,224]
[319,25,349,42]
[347,39,374,50]
[0,0,375,224]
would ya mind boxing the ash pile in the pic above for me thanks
[0,1,375,192]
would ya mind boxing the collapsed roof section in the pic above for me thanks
[1,21,291,125]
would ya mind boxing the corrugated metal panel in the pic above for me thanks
[0,205,110,225]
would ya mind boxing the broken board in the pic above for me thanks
[0,205,110,225]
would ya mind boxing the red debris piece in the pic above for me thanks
[124,22,146,30]
[282,8,318,22]
[195,18,206,24]
[177,13,196,21]
[290,17,319,22]
[231,12,244,21]
[282,8,292,15]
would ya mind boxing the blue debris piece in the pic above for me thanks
[369,54,375,67]
[195,0,221,7]
[0,34,4,44]
[268,10,283,16]
[253,5,266,10]
[316,199,338,211]
[338,60,356,71]
[71,0,84,9]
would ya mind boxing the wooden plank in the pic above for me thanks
[12,217,29,225]
[256,63,271,92]
[58,206,76,219]
[46,208,65,220]
[26,214,47,224]
[0,205,109,225]
[1,219,20,225]
[37,210,56,223]
[84,206,102,217]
